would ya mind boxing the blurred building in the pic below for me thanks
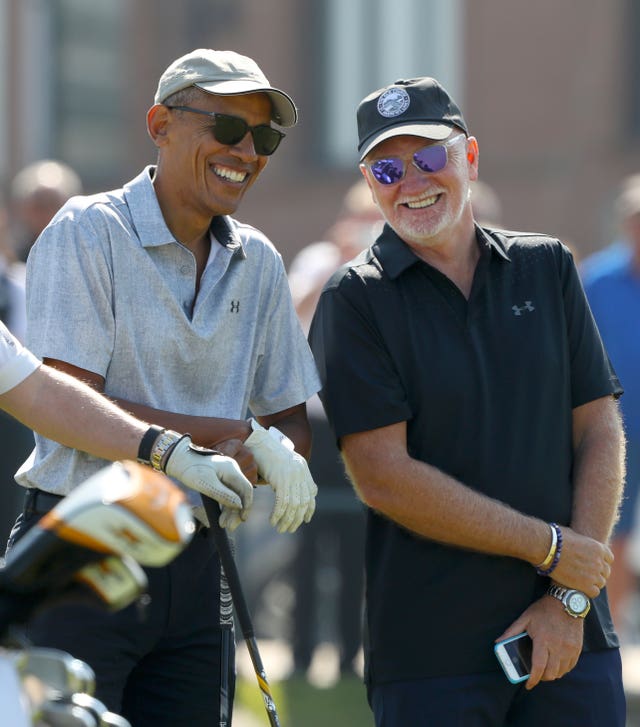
[0,0,637,264]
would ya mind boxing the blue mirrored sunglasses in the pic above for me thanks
[361,135,466,185]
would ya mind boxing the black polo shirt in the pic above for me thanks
[309,224,622,685]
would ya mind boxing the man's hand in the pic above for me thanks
[496,596,584,690]
[244,418,317,533]
[164,437,254,530]
[212,437,259,484]
[547,526,613,598]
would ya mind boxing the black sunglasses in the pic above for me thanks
[165,105,285,156]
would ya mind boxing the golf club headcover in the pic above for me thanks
[12,462,196,575]
[244,418,317,533]
[74,555,147,612]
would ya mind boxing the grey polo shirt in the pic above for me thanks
[18,166,320,495]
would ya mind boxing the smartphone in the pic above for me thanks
[494,632,533,684]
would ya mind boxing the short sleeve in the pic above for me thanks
[25,206,115,376]
[248,250,320,415]
[309,275,411,440]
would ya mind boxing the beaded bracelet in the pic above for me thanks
[536,523,563,576]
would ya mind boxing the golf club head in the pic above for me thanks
[100,713,132,727]
[38,700,101,726]
[14,646,95,698]
[0,655,31,727]
[74,555,147,612]
[2,647,96,723]
[71,692,132,725]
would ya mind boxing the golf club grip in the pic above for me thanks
[203,499,255,638]
[203,498,281,727]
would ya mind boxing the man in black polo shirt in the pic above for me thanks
[309,77,626,726]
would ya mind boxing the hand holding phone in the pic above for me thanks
[494,632,533,684]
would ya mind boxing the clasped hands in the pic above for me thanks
[184,418,316,533]
[498,525,614,689]
[546,526,613,599]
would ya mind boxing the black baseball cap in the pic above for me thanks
[357,77,468,161]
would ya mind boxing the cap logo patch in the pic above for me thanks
[377,87,410,118]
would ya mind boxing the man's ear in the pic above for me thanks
[147,104,171,147]
[466,137,479,180]
[358,165,379,206]
[358,164,374,191]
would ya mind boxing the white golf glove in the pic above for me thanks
[162,436,254,531]
[244,418,317,533]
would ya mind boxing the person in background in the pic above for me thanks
[288,179,382,678]
[0,202,26,337]
[10,159,83,263]
[289,179,383,331]
[581,175,640,638]
[310,76,625,726]
[13,48,320,726]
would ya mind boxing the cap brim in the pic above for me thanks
[359,123,454,161]
[195,80,297,127]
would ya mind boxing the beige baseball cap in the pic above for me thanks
[154,48,298,127]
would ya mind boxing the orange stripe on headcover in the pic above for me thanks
[39,462,188,546]
[111,461,188,543]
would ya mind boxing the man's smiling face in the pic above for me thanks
[161,90,272,221]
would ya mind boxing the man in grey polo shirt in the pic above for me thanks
[14,49,320,726]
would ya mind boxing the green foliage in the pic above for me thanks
[236,674,371,727]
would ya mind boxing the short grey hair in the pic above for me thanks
[161,86,205,108]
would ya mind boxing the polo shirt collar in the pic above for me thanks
[476,225,511,262]
[124,166,245,258]
[373,222,510,280]
[210,215,246,258]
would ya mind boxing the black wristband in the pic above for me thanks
[137,425,165,465]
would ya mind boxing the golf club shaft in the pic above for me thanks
[203,498,281,727]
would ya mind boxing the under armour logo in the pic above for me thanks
[230,300,240,313]
[512,301,535,316]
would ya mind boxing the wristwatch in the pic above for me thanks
[547,585,591,618]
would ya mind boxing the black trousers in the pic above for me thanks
[7,490,235,727]
[0,410,34,542]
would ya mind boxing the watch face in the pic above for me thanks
[567,592,588,614]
